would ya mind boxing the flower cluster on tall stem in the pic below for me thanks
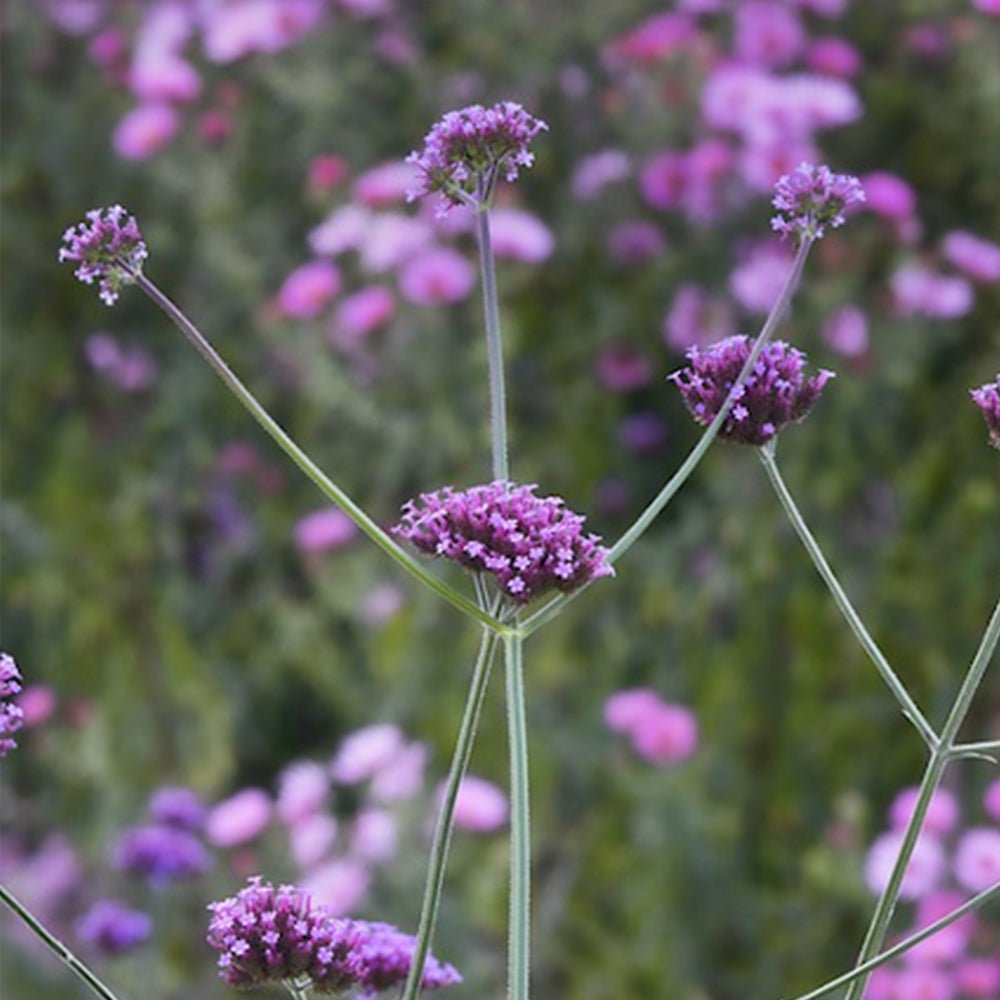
[0,652,24,757]
[970,374,1000,450]
[59,205,148,305]
[771,162,865,245]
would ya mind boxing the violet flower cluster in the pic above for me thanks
[392,481,614,605]
[669,335,834,446]
[406,102,547,208]
[59,205,148,305]
[206,877,460,995]
[771,162,865,244]
[970,374,1000,450]
[76,899,153,956]
[0,651,24,757]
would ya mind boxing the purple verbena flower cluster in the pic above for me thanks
[0,652,24,757]
[669,335,834,446]
[113,822,211,886]
[76,899,152,956]
[771,162,865,244]
[406,102,547,208]
[59,205,148,305]
[392,481,614,605]
[970,374,1000,450]
[148,786,207,830]
[206,877,461,996]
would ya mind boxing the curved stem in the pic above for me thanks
[0,884,126,1000]
[757,445,937,748]
[400,628,501,1000]
[134,275,505,636]
[476,208,509,483]
[519,236,815,639]
[505,627,530,1000]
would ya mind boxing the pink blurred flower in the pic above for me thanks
[864,830,946,901]
[89,28,127,71]
[972,0,1000,12]
[905,890,975,965]
[330,723,404,784]
[446,775,508,833]
[941,231,1000,283]
[957,959,1000,997]
[606,12,698,65]
[205,789,272,848]
[369,742,428,803]
[822,306,869,360]
[398,248,475,306]
[892,965,956,1000]
[130,53,200,104]
[807,37,863,78]
[862,172,917,221]
[734,2,805,70]
[662,283,734,352]
[953,827,1000,892]
[17,685,57,727]
[984,778,1000,822]
[289,814,338,870]
[359,583,405,627]
[596,345,653,392]
[294,508,357,554]
[606,221,667,263]
[729,242,794,315]
[309,205,372,257]
[630,702,699,766]
[276,261,341,319]
[201,0,325,62]
[85,333,157,392]
[739,139,820,193]
[603,688,663,734]
[863,965,898,1000]
[891,265,974,319]
[489,208,555,263]
[639,150,688,212]
[889,786,960,837]
[45,0,105,34]
[350,809,398,862]
[618,413,668,454]
[301,857,370,915]
[571,150,631,200]
[353,161,419,207]
[197,110,233,146]
[276,761,329,825]
[307,154,349,194]
[360,214,433,272]
[112,104,179,161]
[333,285,396,341]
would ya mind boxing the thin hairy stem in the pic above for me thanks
[401,628,501,1000]
[758,444,936,747]
[786,879,1000,1000]
[0,884,126,1000]
[476,208,509,482]
[950,738,1000,762]
[134,275,505,635]
[283,978,312,1000]
[519,236,815,638]
[844,595,1000,1000]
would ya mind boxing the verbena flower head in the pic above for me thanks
[59,205,148,305]
[970,375,1000,450]
[207,877,361,993]
[0,652,24,757]
[406,102,547,209]
[352,921,462,998]
[76,899,152,955]
[669,335,834,445]
[771,162,865,244]
[392,481,614,605]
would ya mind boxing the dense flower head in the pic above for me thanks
[392,481,614,605]
[59,205,148,305]
[406,102,547,208]
[351,921,462,997]
[207,877,360,993]
[669,335,834,445]
[1,652,24,757]
[771,162,865,243]
[76,899,152,955]
[970,375,1000,450]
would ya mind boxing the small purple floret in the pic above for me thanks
[669,335,835,446]
[771,163,865,244]
[392,481,614,605]
[148,786,207,831]
[352,921,462,998]
[59,205,148,305]
[0,652,24,757]
[76,900,152,955]
[406,102,547,208]
[971,374,1000,450]
[113,823,211,885]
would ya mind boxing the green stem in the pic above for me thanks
[283,978,312,1000]
[950,738,1000,761]
[0,884,125,1000]
[505,627,530,1000]
[134,275,505,636]
[786,879,1000,1000]
[476,208,509,483]
[400,628,501,1000]
[843,594,1000,1000]
[519,236,815,639]
[757,445,937,748]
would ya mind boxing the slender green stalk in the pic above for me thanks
[786,879,1000,1000]
[757,445,937,748]
[283,978,312,1000]
[519,236,816,639]
[476,208,509,482]
[950,738,1000,761]
[0,884,125,1000]
[843,594,1000,1000]
[505,627,530,1000]
[134,274,505,636]
[400,628,501,1000]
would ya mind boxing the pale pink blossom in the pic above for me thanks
[294,508,357,554]
[275,261,341,319]
[862,966,898,1000]
[957,959,1000,997]
[862,172,917,221]
[489,208,555,263]
[892,965,956,1000]
[571,150,632,200]
[605,12,698,65]
[330,723,405,784]
[630,702,698,766]
[941,231,1000,284]
[353,161,419,207]
[349,809,398,862]
[205,789,272,848]
[864,830,945,901]
[289,814,338,870]
[301,857,370,914]
[309,205,373,257]
[662,284,734,352]
[889,786,960,837]
[359,214,433,272]
[333,286,396,341]
[369,742,428,803]
[734,2,805,70]
[806,37,863,78]
[112,104,179,161]
[17,685,57,727]
[729,242,794,315]
[905,890,975,964]
[359,583,405,627]
[603,688,662,734]
[445,775,508,833]
[891,265,974,320]
[201,0,326,63]
[130,53,200,103]
[971,0,1000,14]
[307,154,348,194]
[953,827,1000,893]
[822,306,869,360]
[276,761,330,825]
[739,139,819,193]
[398,248,475,306]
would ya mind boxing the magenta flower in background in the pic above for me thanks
[606,221,667,263]
[906,890,975,964]
[205,788,273,848]
[984,778,1000,822]
[488,208,555,263]
[369,742,428,803]
[821,305,869,360]
[351,921,462,997]
[806,37,863,78]
[330,724,405,785]
[891,264,974,319]
[113,824,211,885]
[889,786,959,837]
[662,284,734,353]
[290,814,339,871]
[670,336,835,446]
[770,162,865,244]
[360,214,433,273]
[398,247,475,306]
[892,965,955,1000]
[16,684,56,727]
[861,171,917,221]
[277,761,330,825]
[307,153,349,194]
[393,481,614,605]
[310,204,372,257]
[605,11,697,65]
[85,332,157,392]
[863,829,946,901]
[353,161,420,208]
[276,260,341,319]
[112,103,180,160]
[729,241,793,314]
[953,828,1000,893]
[301,857,371,915]
[571,149,631,200]
[957,959,1000,997]
[59,206,148,306]
[1,652,24,757]
[733,1,805,69]
[603,688,663,734]
[595,345,654,393]
[631,702,699,766]
[446,775,509,834]
[148,786,206,831]
[406,101,547,208]
[333,286,396,341]
[76,900,152,955]
[942,231,1000,284]
[349,809,398,862]
[295,507,358,554]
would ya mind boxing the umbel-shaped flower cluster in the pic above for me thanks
[970,375,1000,450]
[771,162,866,244]
[0,652,24,757]
[670,336,834,446]
[393,481,614,605]
[58,205,148,306]
[406,101,548,208]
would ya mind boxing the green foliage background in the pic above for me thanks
[1,2,998,998]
